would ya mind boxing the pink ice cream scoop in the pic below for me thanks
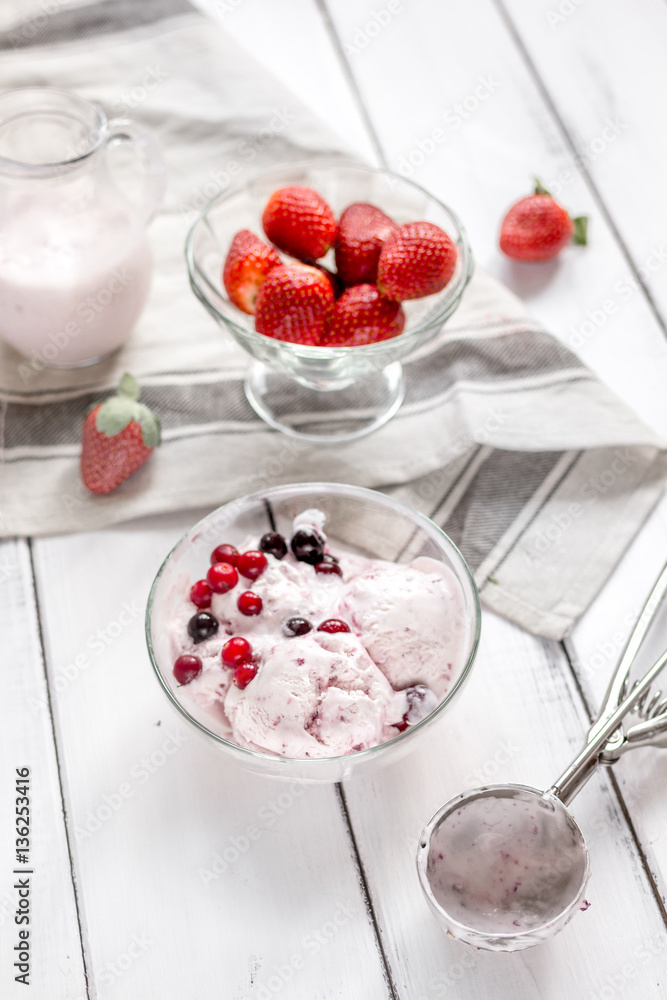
[337,556,467,698]
[165,508,468,759]
[225,631,407,758]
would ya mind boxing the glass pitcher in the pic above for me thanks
[0,87,165,368]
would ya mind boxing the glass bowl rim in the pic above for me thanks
[184,158,474,355]
[416,782,591,944]
[145,481,482,767]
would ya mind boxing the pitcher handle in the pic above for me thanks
[106,117,166,223]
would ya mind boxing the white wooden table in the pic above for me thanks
[2,1,667,997]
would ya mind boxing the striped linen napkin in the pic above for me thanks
[0,0,665,639]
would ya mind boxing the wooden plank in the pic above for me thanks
[318,0,667,994]
[487,0,667,915]
[566,491,667,909]
[323,0,667,443]
[344,610,667,998]
[498,0,667,331]
[190,0,379,164]
[0,539,87,1000]
[31,516,394,1000]
[2,5,664,1000]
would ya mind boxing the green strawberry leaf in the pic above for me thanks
[572,215,588,246]
[117,372,140,400]
[533,178,552,196]
[135,404,161,448]
[95,396,137,437]
[93,373,161,445]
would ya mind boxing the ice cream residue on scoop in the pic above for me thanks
[426,790,588,936]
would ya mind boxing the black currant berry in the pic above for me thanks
[187,611,219,644]
[283,616,313,637]
[259,531,287,560]
[290,529,324,565]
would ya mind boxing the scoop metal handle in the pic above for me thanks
[549,648,667,805]
[547,560,667,805]
[587,560,667,745]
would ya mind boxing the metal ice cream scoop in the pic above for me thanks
[417,562,667,952]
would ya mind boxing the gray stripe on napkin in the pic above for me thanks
[478,446,667,639]
[0,0,192,50]
[2,383,255,450]
[436,449,566,570]
[1,325,588,451]
[409,328,584,393]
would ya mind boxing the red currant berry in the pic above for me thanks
[207,562,239,593]
[173,654,202,685]
[221,636,253,669]
[314,561,342,577]
[317,619,351,634]
[211,544,239,566]
[238,550,268,581]
[233,663,258,689]
[190,579,212,608]
[237,591,263,616]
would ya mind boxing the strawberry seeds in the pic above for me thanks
[221,185,459,348]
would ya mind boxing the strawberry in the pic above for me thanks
[377,221,458,301]
[222,229,282,314]
[262,186,337,261]
[81,373,160,495]
[499,181,588,261]
[254,263,334,345]
[334,202,398,286]
[323,284,405,346]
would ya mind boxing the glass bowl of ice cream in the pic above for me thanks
[185,161,473,442]
[146,483,481,783]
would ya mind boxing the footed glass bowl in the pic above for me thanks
[146,483,481,783]
[185,162,473,442]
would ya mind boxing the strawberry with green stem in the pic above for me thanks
[81,373,160,494]
[499,180,588,262]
